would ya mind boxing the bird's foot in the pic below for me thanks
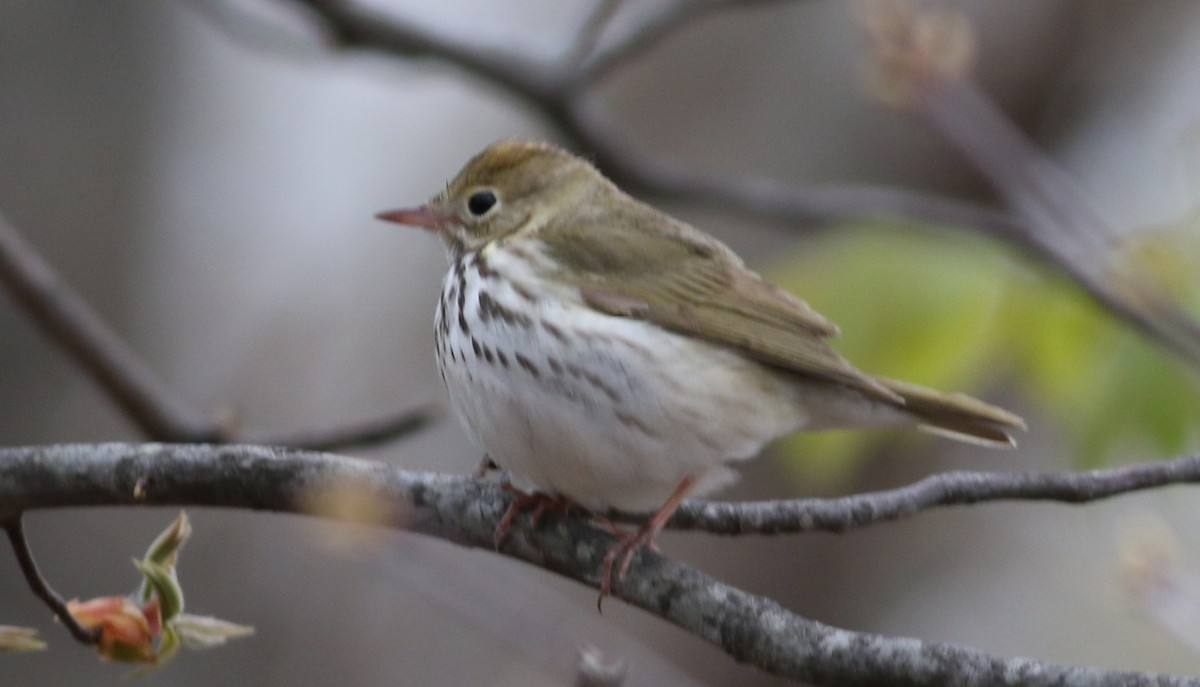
[598,525,662,606]
[596,474,698,610]
[473,454,499,479]
[493,487,571,549]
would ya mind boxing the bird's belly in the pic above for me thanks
[435,271,807,511]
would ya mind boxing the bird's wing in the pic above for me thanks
[539,218,902,402]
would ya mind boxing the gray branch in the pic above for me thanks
[0,212,437,450]
[658,453,1200,534]
[1,443,1196,686]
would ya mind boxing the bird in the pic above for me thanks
[377,139,1024,596]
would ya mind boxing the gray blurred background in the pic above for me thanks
[2,1,1200,685]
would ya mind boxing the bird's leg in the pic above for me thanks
[528,493,572,528]
[599,475,698,602]
[473,454,499,479]
[493,484,571,549]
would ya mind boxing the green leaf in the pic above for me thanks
[764,220,1200,479]
[143,511,191,569]
[766,224,1014,484]
[133,559,184,623]
[139,512,191,605]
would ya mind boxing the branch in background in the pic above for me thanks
[0,213,217,441]
[248,403,441,452]
[577,0,794,81]
[923,80,1200,365]
[0,212,434,450]
[564,0,623,69]
[861,1,1200,367]
[2,517,100,646]
[294,0,563,107]
[2,443,1196,687]
[281,0,1200,371]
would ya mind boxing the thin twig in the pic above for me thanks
[579,0,798,82]
[294,0,564,106]
[2,517,100,646]
[655,453,1200,534]
[1,443,1197,685]
[857,1,1200,367]
[0,213,435,450]
[917,81,1200,367]
[250,403,442,451]
[590,139,1027,237]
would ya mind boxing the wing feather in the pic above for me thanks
[540,214,901,403]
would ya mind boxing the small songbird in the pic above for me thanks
[378,140,1023,593]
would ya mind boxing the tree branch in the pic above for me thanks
[245,403,441,452]
[0,213,217,442]
[656,453,1200,534]
[913,76,1200,367]
[0,212,434,450]
[578,0,797,82]
[1,443,1197,686]
[564,0,624,69]
[294,0,565,106]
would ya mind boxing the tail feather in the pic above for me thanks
[878,377,1026,448]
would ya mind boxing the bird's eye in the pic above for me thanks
[467,190,498,216]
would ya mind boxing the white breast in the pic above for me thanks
[434,242,809,512]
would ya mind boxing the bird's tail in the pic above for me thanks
[878,377,1026,448]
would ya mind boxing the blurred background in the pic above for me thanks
[2,1,1200,685]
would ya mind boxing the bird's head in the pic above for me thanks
[377,140,611,254]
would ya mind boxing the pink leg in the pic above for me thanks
[599,475,698,604]
[528,494,572,528]
[493,485,571,549]
[473,454,498,479]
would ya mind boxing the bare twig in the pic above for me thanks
[656,453,1200,534]
[590,140,1028,237]
[1,443,1197,686]
[916,81,1200,367]
[282,0,1030,238]
[0,212,434,450]
[248,403,441,451]
[858,0,1200,366]
[2,517,100,646]
[579,0,796,82]
[293,0,565,107]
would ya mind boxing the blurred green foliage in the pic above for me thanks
[766,221,1200,490]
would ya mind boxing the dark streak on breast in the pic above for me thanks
[615,410,660,438]
[515,353,541,378]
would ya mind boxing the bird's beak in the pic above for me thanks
[375,205,452,232]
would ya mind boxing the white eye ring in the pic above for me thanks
[467,190,498,216]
